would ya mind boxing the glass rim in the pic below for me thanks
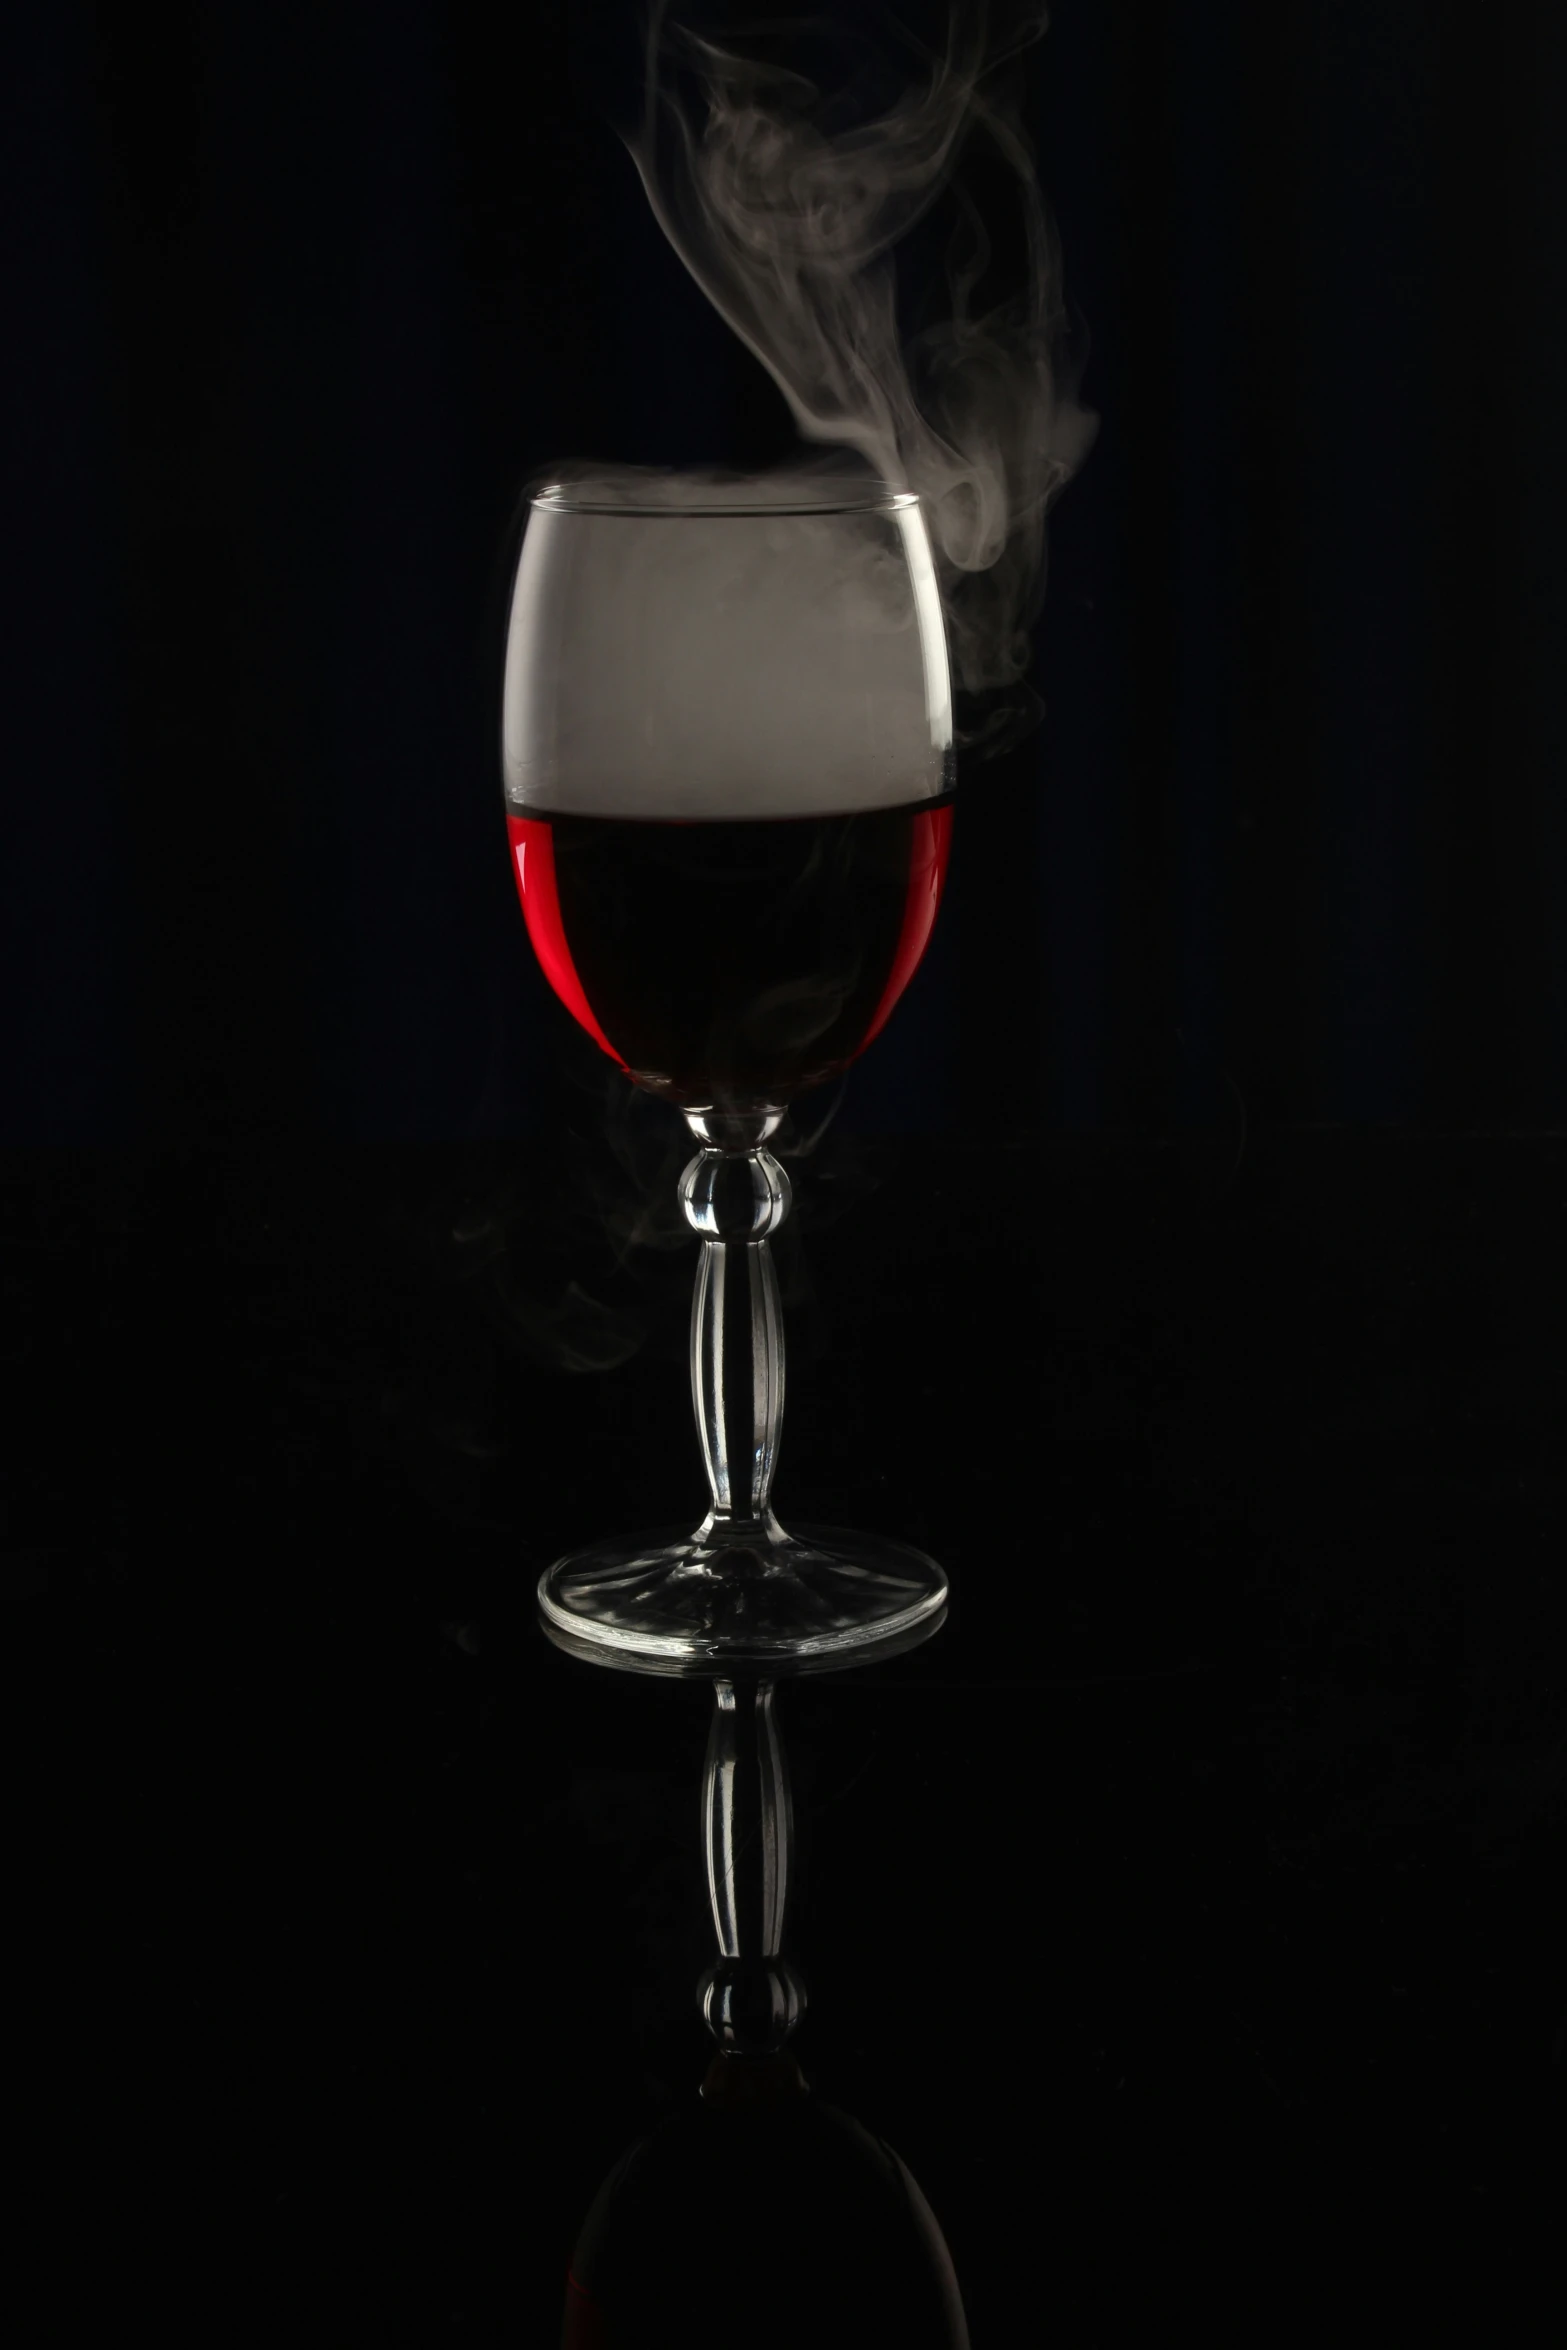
[531,479,920,519]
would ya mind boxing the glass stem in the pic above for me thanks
[679,1121,792,1543]
[698,1677,807,2055]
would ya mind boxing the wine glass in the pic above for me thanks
[501,468,955,1673]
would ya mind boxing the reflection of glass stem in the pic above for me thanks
[699,1678,807,2056]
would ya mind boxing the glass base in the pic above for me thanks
[536,1516,948,1679]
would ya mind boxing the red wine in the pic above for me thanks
[506,796,953,1107]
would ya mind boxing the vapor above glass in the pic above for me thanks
[503,467,953,824]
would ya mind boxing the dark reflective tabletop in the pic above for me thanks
[4,1130,1562,2338]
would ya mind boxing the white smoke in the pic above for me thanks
[625,0,1097,752]
[503,464,952,818]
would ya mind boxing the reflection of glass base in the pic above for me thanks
[537,1518,947,1680]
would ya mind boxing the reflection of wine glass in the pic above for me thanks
[565,2091,969,2347]
[503,471,955,1671]
[562,1670,972,2345]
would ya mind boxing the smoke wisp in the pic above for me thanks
[625,0,1097,752]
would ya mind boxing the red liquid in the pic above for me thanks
[507,797,953,1107]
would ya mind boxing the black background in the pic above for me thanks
[4,3,1566,2340]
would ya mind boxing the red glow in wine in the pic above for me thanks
[507,797,952,1107]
